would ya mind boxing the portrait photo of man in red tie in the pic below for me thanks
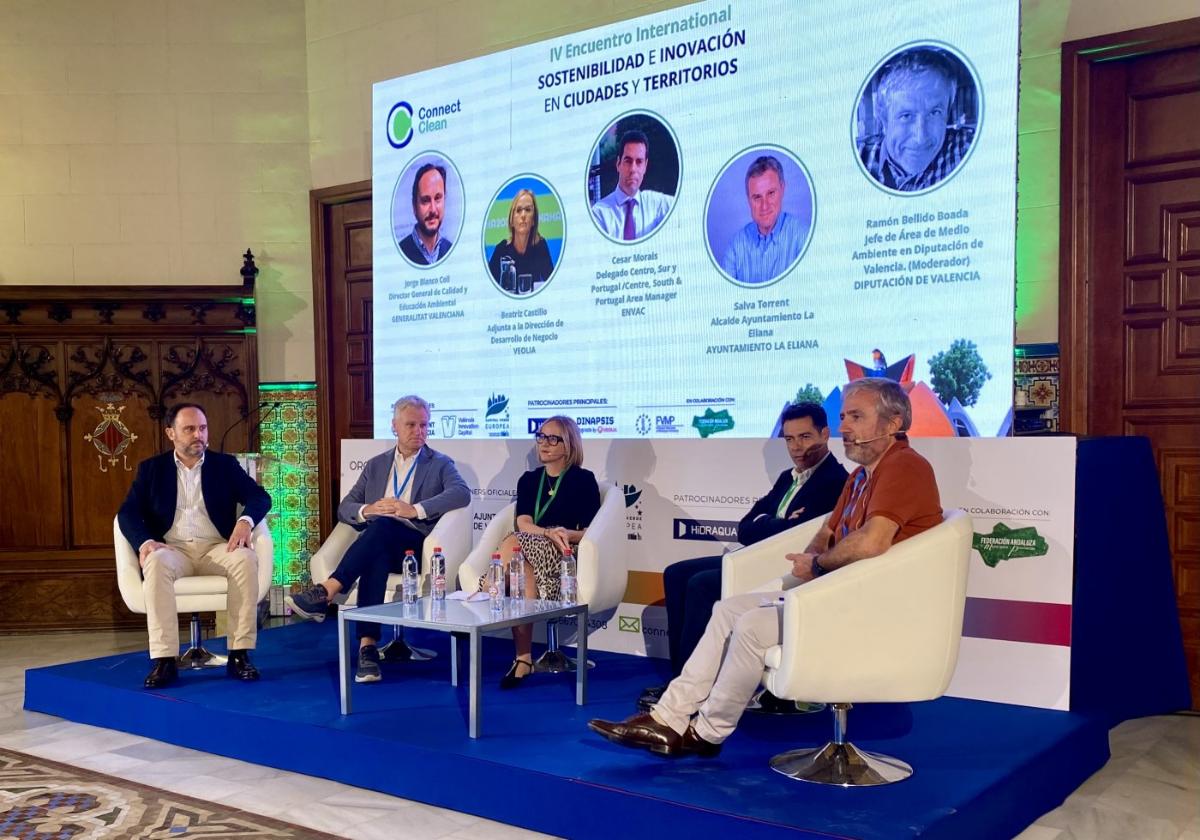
[588,115,679,244]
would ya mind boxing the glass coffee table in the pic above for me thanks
[337,596,589,738]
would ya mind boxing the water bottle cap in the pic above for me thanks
[434,547,442,552]
[404,549,415,555]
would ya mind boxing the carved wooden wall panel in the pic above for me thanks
[0,395,64,550]
[0,259,260,632]
[69,393,158,547]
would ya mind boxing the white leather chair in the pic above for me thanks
[114,515,274,668]
[308,503,472,659]
[722,509,973,785]
[458,482,627,671]
[309,503,473,603]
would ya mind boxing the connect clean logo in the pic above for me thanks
[387,101,414,148]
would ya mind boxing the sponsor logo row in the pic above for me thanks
[422,393,738,439]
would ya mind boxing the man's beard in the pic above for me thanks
[417,216,440,238]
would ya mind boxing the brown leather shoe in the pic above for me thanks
[588,712,682,756]
[680,725,722,757]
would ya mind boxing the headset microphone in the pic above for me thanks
[846,431,900,446]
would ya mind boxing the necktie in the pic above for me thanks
[623,197,637,241]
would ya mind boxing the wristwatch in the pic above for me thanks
[810,554,830,578]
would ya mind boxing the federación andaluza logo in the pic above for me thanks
[692,408,734,438]
[972,523,1049,567]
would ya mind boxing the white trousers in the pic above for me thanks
[652,591,783,744]
[142,540,258,659]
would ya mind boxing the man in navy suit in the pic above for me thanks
[638,402,848,711]
[118,403,272,689]
[287,395,469,683]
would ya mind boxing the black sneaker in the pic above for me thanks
[355,644,382,683]
[285,584,330,622]
[637,683,668,712]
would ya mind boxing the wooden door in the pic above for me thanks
[311,182,375,536]
[1063,20,1200,707]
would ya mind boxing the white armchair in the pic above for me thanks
[308,503,472,660]
[721,516,827,599]
[722,509,973,785]
[113,515,274,668]
[721,516,828,715]
[309,503,473,604]
[458,482,627,671]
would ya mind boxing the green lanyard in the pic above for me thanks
[534,466,567,525]
[776,476,801,518]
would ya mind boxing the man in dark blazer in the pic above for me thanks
[287,394,469,683]
[639,402,848,710]
[117,402,272,689]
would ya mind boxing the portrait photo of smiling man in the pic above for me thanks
[856,46,978,193]
[719,154,813,284]
[395,158,460,266]
[705,146,815,287]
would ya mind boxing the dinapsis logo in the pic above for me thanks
[386,101,414,149]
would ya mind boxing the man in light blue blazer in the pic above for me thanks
[287,395,469,683]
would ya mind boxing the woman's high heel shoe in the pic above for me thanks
[500,657,535,690]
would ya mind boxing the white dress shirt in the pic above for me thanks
[142,453,252,552]
[591,187,673,239]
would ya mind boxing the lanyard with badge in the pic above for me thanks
[392,457,418,500]
[533,466,567,525]
[776,474,802,518]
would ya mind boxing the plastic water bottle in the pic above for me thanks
[431,547,447,601]
[488,552,505,611]
[402,550,419,604]
[560,548,577,606]
[508,548,525,608]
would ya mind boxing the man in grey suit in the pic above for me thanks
[287,395,469,683]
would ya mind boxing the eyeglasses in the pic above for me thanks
[535,433,564,445]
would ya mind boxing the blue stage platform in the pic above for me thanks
[25,621,1109,840]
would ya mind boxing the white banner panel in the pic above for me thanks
[342,436,1075,709]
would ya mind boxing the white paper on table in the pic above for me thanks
[447,591,489,602]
